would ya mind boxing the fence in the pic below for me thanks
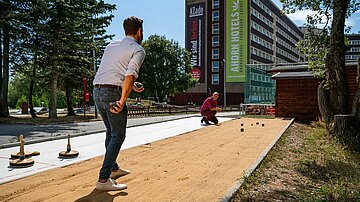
[127,105,241,117]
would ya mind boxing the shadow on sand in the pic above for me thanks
[75,189,128,202]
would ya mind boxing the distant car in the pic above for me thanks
[75,108,84,114]
[16,107,48,115]
[128,103,145,109]
[33,107,48,115]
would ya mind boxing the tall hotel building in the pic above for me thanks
[170,0,305,106]
[345,34,360,61]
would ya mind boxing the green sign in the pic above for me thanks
[226,0,248,82]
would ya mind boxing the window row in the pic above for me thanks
[275,57,287,64]
[276,36,300,55]
[276,28,298,45]
[276,17,301,40]
[251,46,273,61]
[251,8,273,29]
[249,60,272,70]
[251,0,272,17]
[349,47,360,52]
[250,21,273,40]
[349,40,360,45]
[345,55,360,60]
[250,86,274,93]
[251,73,272,83]
[248,92,274,101]
[276,47,299,62]
[250,34,273,50]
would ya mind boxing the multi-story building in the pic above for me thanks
[346,34,360,61]
[170,0,304,106]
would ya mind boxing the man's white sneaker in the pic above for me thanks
[95,178,127,191]
[110,168,130,179]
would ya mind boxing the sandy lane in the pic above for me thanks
[1,118,292,202]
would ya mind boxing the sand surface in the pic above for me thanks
[1,118,292,202]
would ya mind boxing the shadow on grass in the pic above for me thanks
[296,158,359,182]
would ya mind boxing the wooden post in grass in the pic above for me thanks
[331,114,355,137]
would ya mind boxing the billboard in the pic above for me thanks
[226,0,248,82]
[186,3,206,83]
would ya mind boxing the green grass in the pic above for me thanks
[231,122,360,201]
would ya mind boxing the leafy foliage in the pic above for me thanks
[1,0,115,118]
[138,35,197,103]
[281,0,359,75]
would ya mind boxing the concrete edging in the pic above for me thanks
[219,118,295,202]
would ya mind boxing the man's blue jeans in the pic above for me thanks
[93,87,128,180]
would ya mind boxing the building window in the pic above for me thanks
[212,36,219,47]
[212,11,219,22]
[213,0,219,9]
[212,23,219,34]
[212,74,219,85]
[212,49,219,59]
[212,61,219,72]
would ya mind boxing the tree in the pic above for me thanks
[281,0,360,134]
[1,0,115,119]
[139,35,197,103]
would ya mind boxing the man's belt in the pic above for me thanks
[94,84,121,89]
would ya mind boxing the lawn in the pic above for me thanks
[231,122,360,201]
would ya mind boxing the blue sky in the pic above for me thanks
[105,0,360,47]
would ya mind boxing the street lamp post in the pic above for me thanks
[223,59,226,107]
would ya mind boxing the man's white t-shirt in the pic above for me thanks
[93,36,145,86]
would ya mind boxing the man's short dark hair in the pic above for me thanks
[123,16,143,35]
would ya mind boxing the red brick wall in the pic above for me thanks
[275,78,321,122]
[347,67,359,111]
[275,66,358,122]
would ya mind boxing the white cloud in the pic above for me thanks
[287,10,315,23]
[287,10,329,28]
[274,1,360,33]
[345,13,360,33]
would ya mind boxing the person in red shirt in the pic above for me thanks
[200,92,222,125]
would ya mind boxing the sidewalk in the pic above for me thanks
[0,111,242,148]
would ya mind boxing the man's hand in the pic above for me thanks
[133,82,144,93]
[109,100,125,114]
[215,107,222,112]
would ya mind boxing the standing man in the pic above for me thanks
[93,16,145,191]
[200,92,222,125]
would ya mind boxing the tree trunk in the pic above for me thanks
[319,0,350,129]
[351,57,360,131]
[318,80,334,125]
[352,89,360,129]
[331,114,355,137]
[0,22,10,117]
[65,80,75,116]
[29,55,37,118]
[49,64,58,119]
